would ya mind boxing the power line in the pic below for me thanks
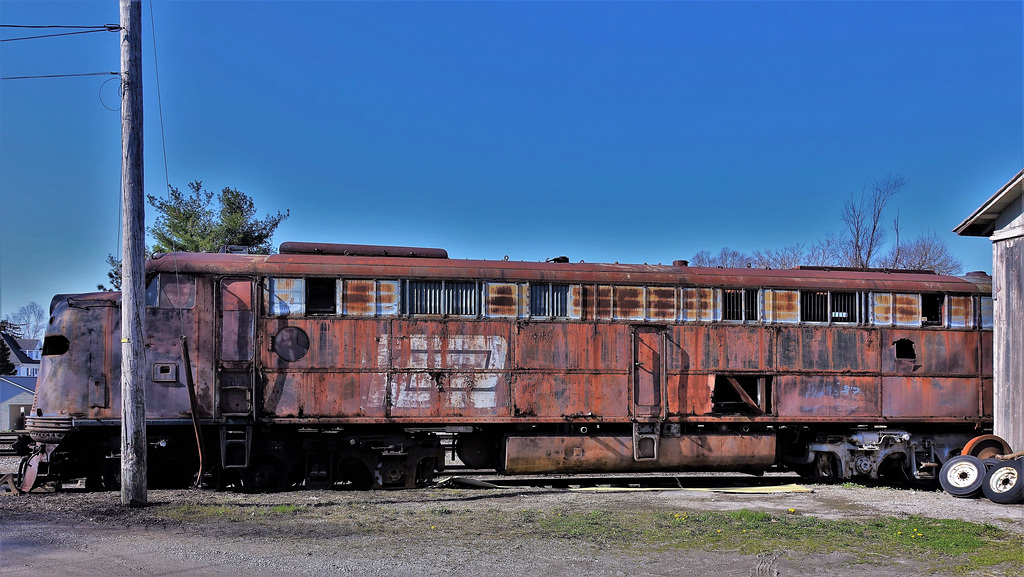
[1,24,118,28]
[1,72,118,81]
[1,28,118,42]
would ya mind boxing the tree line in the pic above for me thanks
[690,175,963,275]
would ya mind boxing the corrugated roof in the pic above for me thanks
[954,168,1024,237]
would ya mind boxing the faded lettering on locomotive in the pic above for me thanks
[370,335,508,409]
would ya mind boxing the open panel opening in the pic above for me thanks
[711,375,772,415]
[306,278,337,315]
[921,293,944,326]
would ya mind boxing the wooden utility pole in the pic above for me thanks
[120,0,147,507]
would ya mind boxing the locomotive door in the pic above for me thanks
[631,326,665,461]
[217,277,255,417]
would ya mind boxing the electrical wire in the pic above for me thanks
[1,72,118,80]
[149,0,171,200]
[0,24,118,28]
[1,28,117,42]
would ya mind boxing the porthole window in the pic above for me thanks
[274,327,310,362]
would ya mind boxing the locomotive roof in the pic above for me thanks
[146,244,992,295]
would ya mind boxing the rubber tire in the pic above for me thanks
[939,455,985,498]
[982,458,1003,471]
[981,459,1024,504]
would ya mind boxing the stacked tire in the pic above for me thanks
[939,455,1024,504]
[981,459,1024,504]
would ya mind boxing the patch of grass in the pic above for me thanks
[155,502,307,521]
[156,504,246,522]
[150,502,1022,574]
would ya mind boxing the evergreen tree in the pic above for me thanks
[100,181,289,290]
[0,337,17,376]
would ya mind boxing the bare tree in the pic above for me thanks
[752,243,806,269]
[883,232,963,275]
[6,302,47,340]
[805,234,844,267]
[688,174,967,274]
[691,247,753,268]
[840,174,906,268]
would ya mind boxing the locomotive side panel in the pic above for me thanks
[775,327,880,372]
[878,329,980,375]
[261,317,390,418]
[665,325,772,417]
[696,325,771,371]
[512,322,629,419]
[881,376,982,418]
[775,375,880,418]
[388,320,512,418]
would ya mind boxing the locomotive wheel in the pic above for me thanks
[102,460,121,491]
[981,459,1024,504]
[242,457,287,492]
[338,458,373,490]
[939,455,985,498]
[962,435,1012,460]
[455,434,495,469]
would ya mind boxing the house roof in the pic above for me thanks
[16,338,39,352]
[954,168,1024,237]
[0,333,37,365]
[0,376,35,404]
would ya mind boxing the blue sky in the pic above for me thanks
[1,0,1022,317]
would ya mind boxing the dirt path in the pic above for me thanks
[2,473,1023,577]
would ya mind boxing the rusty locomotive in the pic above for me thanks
[18,242,1003,491]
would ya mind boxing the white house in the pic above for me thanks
[1,333,40,378]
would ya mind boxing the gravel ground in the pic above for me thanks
[2,456,1023,577]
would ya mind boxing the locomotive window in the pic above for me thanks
[340,279,399,317]
[947,295,973,328]
[800,291,828,322]
[681,287,719,322]
[744,289,758,321]
[722,289,758,322]
[872,293,892,325]
[268,278,305,315]
[306,278,337,315]
[145,273,196,309]
[402,280,480,316]
[831,292,857,323]
[404,281,443,315]
[446,282,479,316]
[532,284,570,317]
[611,286,645,321]
[892,293,922,327]
[484,283,519,318]
[722,290,743,321]
[764,290,799,323]
[921,293,943,326]
[980,297,993,329]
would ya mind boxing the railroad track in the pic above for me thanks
[435,470,806,490]
[0,432,26,456]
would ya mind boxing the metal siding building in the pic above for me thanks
[0,376,35,430]
[955,168,1024,453]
